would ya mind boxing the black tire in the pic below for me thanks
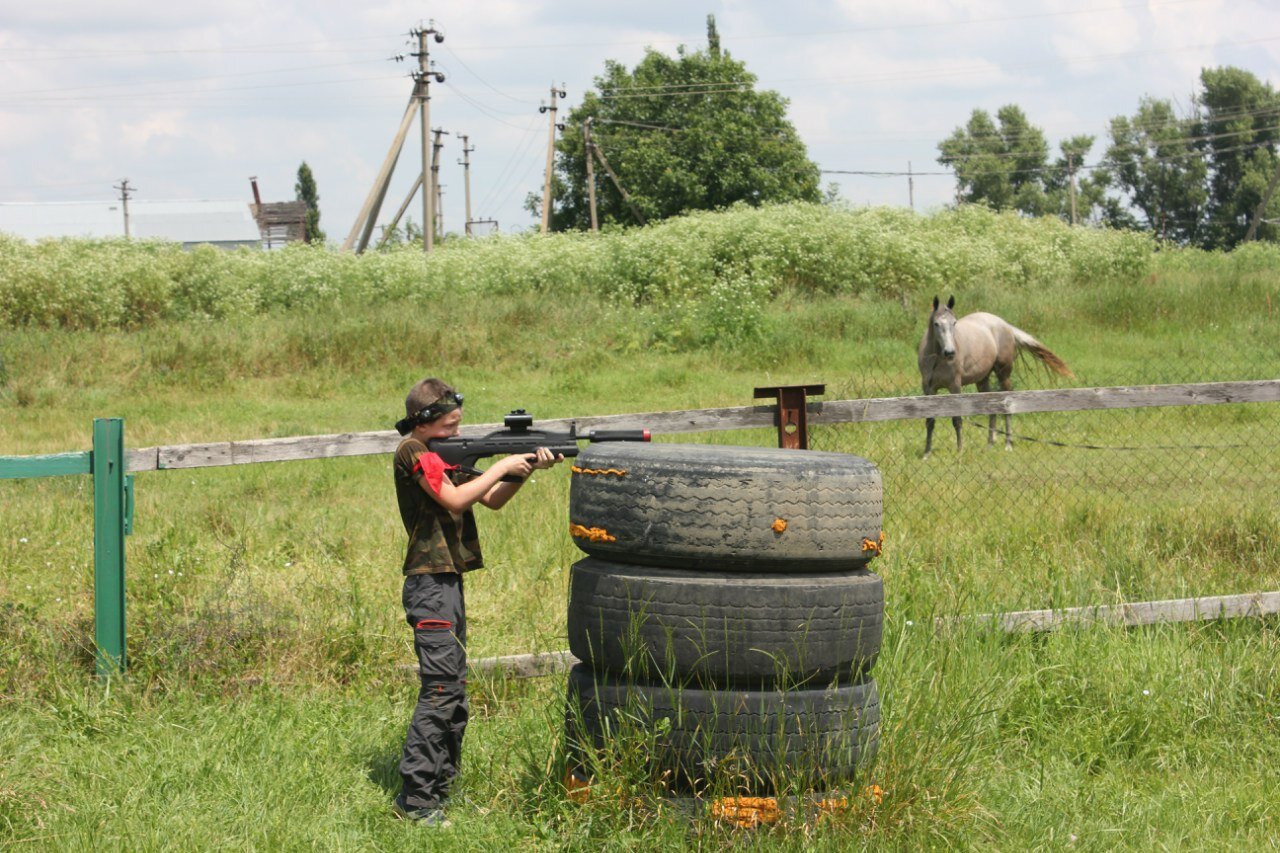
[568,443,882,571]
[565,664,880,791]
[567,557,883,687]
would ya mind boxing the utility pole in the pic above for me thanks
[342,95,417,253]
[584,118,599,232]
[591,140,646,226]
[435,182,445,239]
[1068,152,1079,226]
[457,133,474,236]
[377,173,424,250]
[342,25,442,253]
[415,24,445,252]
[539,84,567,233]
[113,179,134,238]
[431,127,446,240]
[907,162,915,212]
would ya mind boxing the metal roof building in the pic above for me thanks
[0,199,264,249]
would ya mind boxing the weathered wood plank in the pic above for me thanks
[148,430,402,471]
[121,380,1279,473]
[0,451,91,479]
[958,590,1280,633]
[440,589,1280,678]
[129,408,774,472]
[467,650,579,678]
[814,379,1280,424]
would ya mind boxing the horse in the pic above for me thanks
[918,295,1073,459]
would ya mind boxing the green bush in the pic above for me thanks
[0,204,1159,337]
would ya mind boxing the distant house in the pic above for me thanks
[250,200,308,248]
[0,199,266,249]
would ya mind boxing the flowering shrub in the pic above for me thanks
[0,204,1157,336]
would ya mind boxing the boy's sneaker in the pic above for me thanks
[393,794,451,827]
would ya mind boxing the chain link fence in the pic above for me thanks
[808,334,1280,586]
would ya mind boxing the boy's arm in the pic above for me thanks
[478,447,563,510]
[417,453,533,514]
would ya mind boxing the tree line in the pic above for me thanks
[536,17,1279,251]
[939,66,1280,249]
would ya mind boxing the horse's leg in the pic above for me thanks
[977,376,995,447]
[998,369,1014,450]
[923,388,936,459]
[949,382,964,453]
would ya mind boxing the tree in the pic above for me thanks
[937,105,1050,215]
[1103,97,1209,244]
[540,16,821,230]
[1043,134,1116,224]
[295,161,325,245]
[1196,66,1280,247]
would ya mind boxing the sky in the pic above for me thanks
[3,0,1279,242]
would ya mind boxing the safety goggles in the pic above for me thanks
[396,391,464,435]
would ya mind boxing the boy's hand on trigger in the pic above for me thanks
[529,447,564,470]
[495,454,534,480]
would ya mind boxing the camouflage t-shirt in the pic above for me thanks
[394,437,484,575]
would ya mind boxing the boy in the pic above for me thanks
[391,377,562,825]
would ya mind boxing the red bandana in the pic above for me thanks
[413,451,458,495]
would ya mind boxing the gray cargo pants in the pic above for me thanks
[399,571,468,811]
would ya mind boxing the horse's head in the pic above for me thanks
[929,295,958,361]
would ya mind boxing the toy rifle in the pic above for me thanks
[428,409,649,481]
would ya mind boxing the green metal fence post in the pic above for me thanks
[92,418,127,677]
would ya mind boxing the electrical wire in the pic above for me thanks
[439,44,530,105]
[442,80,541,128]
[588,34,1280,99]
[0,33,399,59]
[0,57,394,100]
[443,0,1217,52]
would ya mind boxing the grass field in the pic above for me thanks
[3,207,1280,848]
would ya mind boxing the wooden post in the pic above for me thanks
[752,384,826,449]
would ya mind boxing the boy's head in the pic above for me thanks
[396,377,464,435]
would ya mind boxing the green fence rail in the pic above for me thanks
[1,418,133,677]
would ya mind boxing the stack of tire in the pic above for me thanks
[564,442,885,793]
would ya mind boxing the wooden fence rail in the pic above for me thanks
[467,590,1280,679]
[122,379,1280,472]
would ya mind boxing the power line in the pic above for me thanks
[0,73,405,107]
[585,34,1280,99]
[825,138,1280,181]
[442,0,1216,52]
[443,80,539,127]
[1,57,393,100]
[1,33,399,59]
[439,44,528,104]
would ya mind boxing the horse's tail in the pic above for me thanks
[1010,326,1074,378]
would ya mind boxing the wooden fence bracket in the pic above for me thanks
[753,384,825,449]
